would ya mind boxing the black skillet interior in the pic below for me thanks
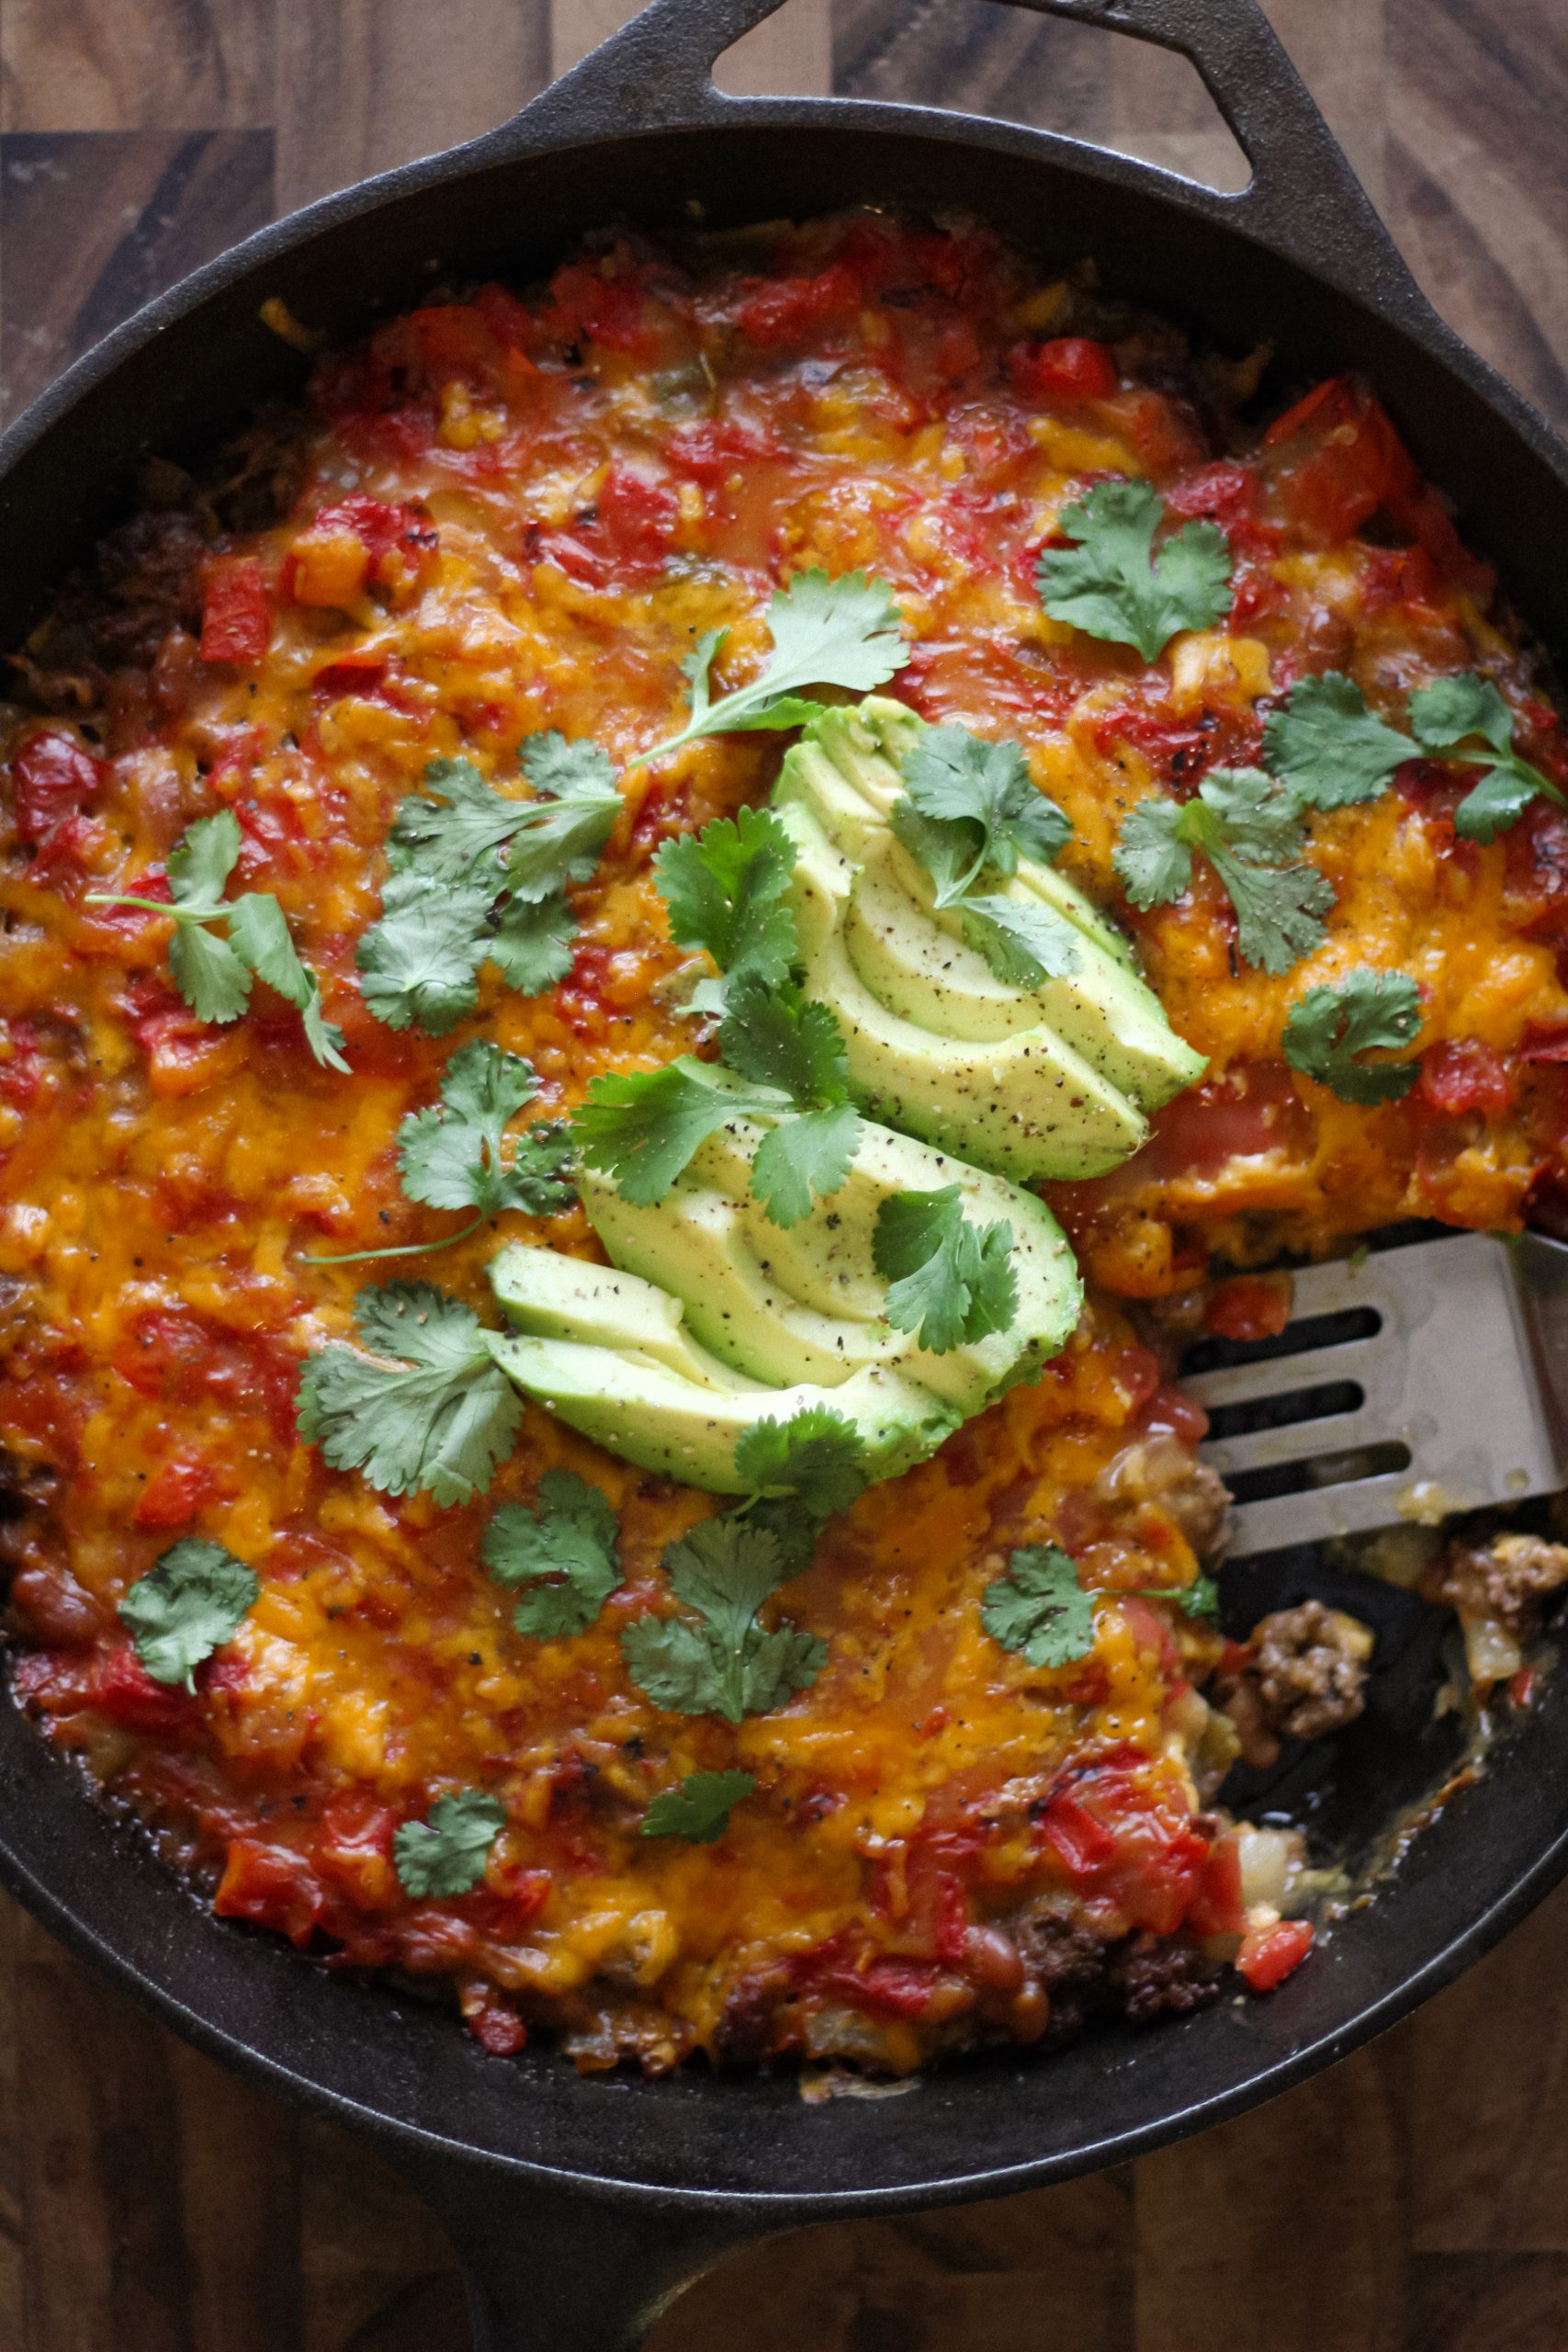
[5,0,1568,2344]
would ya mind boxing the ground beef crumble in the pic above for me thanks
[1217,1600,1374,1770]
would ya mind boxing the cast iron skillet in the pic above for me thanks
[5,1,1568,2343]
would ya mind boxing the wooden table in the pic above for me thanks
[1,2,1565,2344]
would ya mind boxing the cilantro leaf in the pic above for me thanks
[393,1790,506,1897]
[1113,768,1334,974]
[507,738,623,899]
[167,919,253,1023]
[621,1516,825,1723]
[225,892,350,1073]
[519,731,618,799]
[1280,969,1422,1103]
[874,1187,1018,1354]
[717,979,850,1106]
[1037,479,1233,662]
[571,1058,777,1204]
[642,1770,756,1842]
[734,1406,869,1516]
[90,811,346,1068]
[638,571,907,762]
[488,890,578,996]
[1262,673,1412,809]
[956,895,1082,988]
[482,1468,621,1638]
[398,1042,573,1217]
[355,873,491,1035]
[362,751,617,1032]
[980,1544,1097,1668]
[118,1538,259,1690]
[1408,673,1567,842]
[750,1100,863,1227]
[718,981,861,1225]
[898,726,1072,902]
[652,806,798,1001]
[386,758,528,888]
[296,1282,521,1506]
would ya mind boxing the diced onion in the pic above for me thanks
[1235,1826,1303,1913]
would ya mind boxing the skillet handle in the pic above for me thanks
[494,0,1423,317]
[398,2151,762,2351]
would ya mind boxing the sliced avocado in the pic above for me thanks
[849,831,1205,1107]
[778,698,1139,972]
[783,803,1148,1181]
[489,1245,761,1392]
[777,699,1203,1124]
[491,1333,956,1493]
[577,1110,1083,1417]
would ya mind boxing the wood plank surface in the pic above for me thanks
[0,2,1566,2346]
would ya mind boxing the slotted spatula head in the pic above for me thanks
[1182,1231,1568,1560]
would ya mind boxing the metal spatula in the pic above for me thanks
[1181,1231,1568,1559]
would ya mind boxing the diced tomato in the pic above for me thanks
[1113,1341,1163,1417]
[1038,1792,1117,1879]
[112,1308,299,1450]
[546,259,659,356]
[732,263,861,347]
[1419,1037,1512,1119]
[797,1939,942,2018]
[455,1868,552,1942]
[88,1642,198,1735]
[1187,1833,1246,1938]
[665,417,784,485]
[133,1453,224,1530]
[138,1008,249,1100]
[285,496,436,607]
[1143,1063,1310,1181]
[1165,461,1258,525]
[1093,704,1209,787]
[1138,1384,1211,1446]
[1235,1917,1314,1991]
[1008,335,1117,403]
[461,1986,527,2055]
[11,729,106,852]
[1261,378,1416,548]
[0,1017,45,1110]
[313,1792,400,1908]
[200,557,273,663]
[537,464,678,590]
[214,1838,325,1946]
[1205,1272,1292,1342]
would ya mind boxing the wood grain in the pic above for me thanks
[1,3,1567,2347]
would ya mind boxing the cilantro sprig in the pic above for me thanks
[296,1283,521,1506]
[873,1188,1018,1354]
[642,1769,756,1843]
[1113,767,1334,974]
[357,743,619,1034]
[571,983,862,1228]
[1281,969,1423,1103]
[1136,1573,1220,1621]
[652,804,797,1014]
[890,724,1082,988]
[393,1791,506,1898]
[734,1406,868,1518]
[634,571,908,766]
[1037,480,1234,662]
[88,810,347,1070]
[310,1044,574,1266]
[118,1538,259,1689]
[980,1544,1097,1669]
[1264,670,1565,842]
[482,1468,622,1639]
[620,1516,826,1723]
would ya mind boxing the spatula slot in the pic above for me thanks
[1224,1439,1412,1509]
[1204,1378,1364,1442]
[1181,1303,1382,1379]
